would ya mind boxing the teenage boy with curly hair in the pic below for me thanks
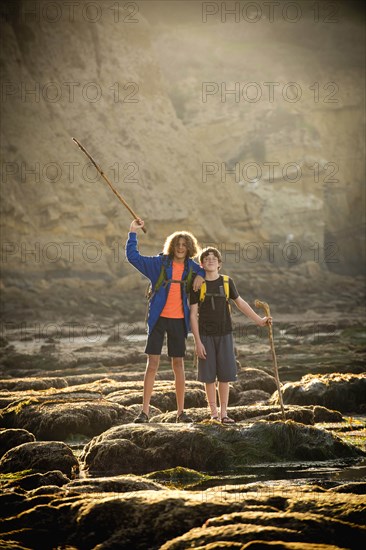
[126,218,205,423]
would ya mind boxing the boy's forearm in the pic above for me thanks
[235,297,263,324]
[190,311,201,343]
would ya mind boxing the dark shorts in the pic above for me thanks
[145,317,186,357]
[197,333,237,383]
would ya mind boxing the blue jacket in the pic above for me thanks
[126,232,205,336]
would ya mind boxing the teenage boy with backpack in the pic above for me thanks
[190,247,272,424]
[126,218,205,423]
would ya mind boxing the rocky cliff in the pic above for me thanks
[0,0,364,322]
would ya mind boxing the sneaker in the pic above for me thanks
[134,411,149,423]
[176,411,193,423]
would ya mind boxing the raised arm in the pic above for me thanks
[126,219,160,279]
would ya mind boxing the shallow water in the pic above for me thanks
[142,457,366,496]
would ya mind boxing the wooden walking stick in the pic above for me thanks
[255,300,286,420]
[72,137,147,233]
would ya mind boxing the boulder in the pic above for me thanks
[3,470,70,491]
[0,441,79,477]
[234,389,271,406]
[235,368,277,395]
[81,422,364,476]
[0,428,35,458]
[313,406,343,423]
[272,373,366,413]
[0,399,135,440]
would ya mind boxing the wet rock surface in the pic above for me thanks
[0,322,365,549]
[0,478,364,550]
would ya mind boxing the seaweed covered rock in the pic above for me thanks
[272,373,366,413]
[236,368,277,395]
[66,475,164,495]
[0,428,35,458]
[0,377,68,391]
[0,399,135,440]
[107,381,206,411]
[160,505,366,549]
[1,470,70,491]
[81,421,364,476]
[152,404,336,425]
[234,389,271,406]
[0,484,364,549]
[0,441,79,476]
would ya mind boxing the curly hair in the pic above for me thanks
[163,231,200,259]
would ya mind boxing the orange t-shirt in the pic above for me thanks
[160,261,185,318]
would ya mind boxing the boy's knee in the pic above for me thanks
[171,357,184,369]
[147,355,160,372]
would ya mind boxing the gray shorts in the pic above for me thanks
[197,333,237,383]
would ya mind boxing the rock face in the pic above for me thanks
[81,421,363,476]
[1,1,364,322]
[0,0,244,319]
[272,373,366,413]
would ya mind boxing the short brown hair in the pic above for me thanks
[200,247,222,266]
[163,231,200,259]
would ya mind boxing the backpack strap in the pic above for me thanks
[199,280,207,303]
[147,257,192,302]
[222,275,230,301]
[160,259,193,292]
[184,265,194,294]
[199,275,230,301]
[199,275,231,312]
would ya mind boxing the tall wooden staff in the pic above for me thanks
[72,137,147,233]
[255,300,285,420]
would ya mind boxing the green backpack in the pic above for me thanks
[145,257,194,319]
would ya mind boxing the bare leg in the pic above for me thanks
[142,354,160,415]
[172,357,185,415]
[205,382,218,418]
[218,381,230,419]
